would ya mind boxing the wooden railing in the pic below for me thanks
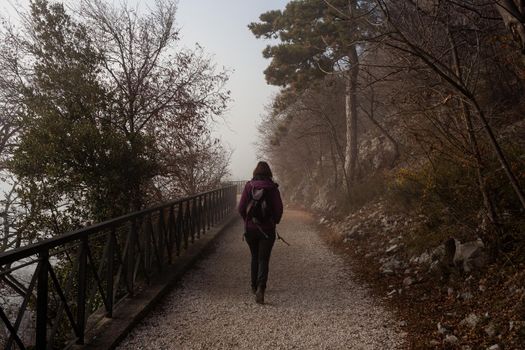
[0,185,237,349]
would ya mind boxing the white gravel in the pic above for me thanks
[118,210,406,349]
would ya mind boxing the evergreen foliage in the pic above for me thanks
[0,0,230,242]
[248,0,359,88]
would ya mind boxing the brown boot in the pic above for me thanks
[255,286,265,304]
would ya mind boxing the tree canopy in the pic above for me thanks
[0,0,231,242]
[248,0,363,89]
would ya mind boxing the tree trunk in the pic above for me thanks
[329,140,339,190]
[471,100,525,210]
[448,30,501,239]
[395,22,525,212]
[460,101,499,223]
[344,46,359,189]
[1,212,8,252]
[323,111,349,191]
[318,135,324,178]
[342,0,360,192]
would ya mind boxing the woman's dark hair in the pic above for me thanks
[253,161,273,178]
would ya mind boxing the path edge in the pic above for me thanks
[78,214,241,350]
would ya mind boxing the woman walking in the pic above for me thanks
[238,161,283,304]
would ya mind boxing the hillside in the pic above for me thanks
[317,198,525,349]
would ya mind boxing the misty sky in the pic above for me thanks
[2,0,288,180]
[176,0,287,180]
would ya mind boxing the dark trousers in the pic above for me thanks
[245,228,275,289]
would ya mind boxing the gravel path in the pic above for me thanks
[118,210,406,349]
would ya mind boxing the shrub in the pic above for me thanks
[387,150,525,255]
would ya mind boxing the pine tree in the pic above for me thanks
[249,0,370,188]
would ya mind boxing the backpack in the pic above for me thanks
[246,187,271,224]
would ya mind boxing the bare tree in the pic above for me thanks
[375,0,525,214]
[0,21,26,252]
[78,0,230,209]
[154,118,232,198]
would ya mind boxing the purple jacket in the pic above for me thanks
[238,178,283,231]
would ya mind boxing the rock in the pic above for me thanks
[359,135,398,170]
[381,268,394,275]
[380,257,402,275]
[484,322,496,337]
[319,217,327,224]
[346,223,361,237]
[444,335,458,345]
[428,260,440,274]
[437,322,450,335]
[399,321,407,327]
[431,244,445,260]
[487,345,500,350]
[460,313,480,329]
[388,237,399,245]
[385,244,398,253]
[417,252,431,265]
[428,340,440,346]
[403,277,414,287]
[453,238,487,272]
[461,292,473,300]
